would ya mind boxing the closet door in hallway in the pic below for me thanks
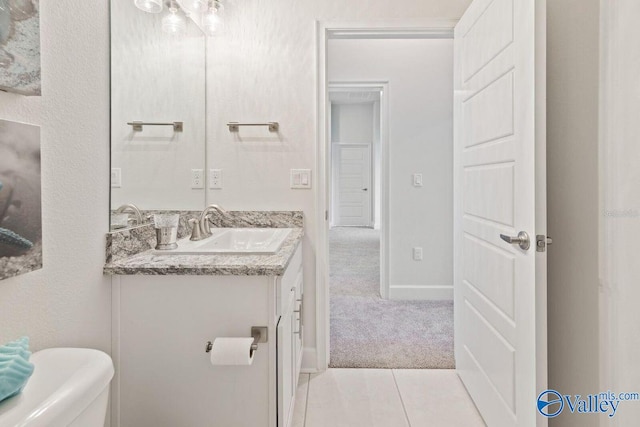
[333,144,372,227]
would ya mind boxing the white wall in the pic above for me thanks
[599,1,640,425]
[547,1,600,426]
[205,0,471,370]
[110,0,206,211]
[0,1,111,353]
[329,38,454,301]
[331,103,374,143]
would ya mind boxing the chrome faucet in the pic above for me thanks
[190,204,229,241]
[115,203,144,225]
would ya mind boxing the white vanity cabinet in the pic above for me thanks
[111,245,303,427]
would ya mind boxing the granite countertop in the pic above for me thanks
[103,228,304,276]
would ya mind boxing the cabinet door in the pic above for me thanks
[277,291,295,427]
[293,294,303,380]
[290,308,298,409]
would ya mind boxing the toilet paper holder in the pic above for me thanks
[205,326,268,357]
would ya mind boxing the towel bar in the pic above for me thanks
[227,122,279,132]
[127,121,183,132]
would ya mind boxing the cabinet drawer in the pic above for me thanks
[277,245,302,316]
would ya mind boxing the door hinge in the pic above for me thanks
[325,210,328,221]
[536,235,553,252]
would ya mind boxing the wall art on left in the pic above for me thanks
[0,119,42,280]
[0,0,41,96]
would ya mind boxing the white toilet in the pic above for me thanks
[0,348,114,427]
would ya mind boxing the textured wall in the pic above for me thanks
[0,1,111,354]
[547,1,601,426]
[205,0,471,369]
[599,1,640,425]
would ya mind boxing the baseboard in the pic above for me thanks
[301,347,319,373]
[388,285,453,300]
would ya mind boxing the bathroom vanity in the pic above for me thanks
[105,212,304,427]
[107,2,306,425]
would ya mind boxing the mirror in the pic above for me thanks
[109,0,207,230]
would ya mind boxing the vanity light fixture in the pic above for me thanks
[203,0,224,36]
[134,0,223,37]
[134,0,163,13]
[177,0,208,15]
[162,2,187,35]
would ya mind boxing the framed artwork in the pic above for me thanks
[0,0,40,96]
[0,119,42,280]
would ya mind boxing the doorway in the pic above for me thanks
[325,34,456,369]
[316,7,548,425]
[329,86,382,230]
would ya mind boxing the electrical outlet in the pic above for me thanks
[111,168,122,188]
[209,169,223,189]
[413,247,423,261]
[191,169,204,189]
[291,169,312,189]
[413,173,423,187]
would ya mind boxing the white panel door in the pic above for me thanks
[454,0,547,426]
[333,144,372,226]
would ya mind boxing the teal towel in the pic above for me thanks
[0,337,35,403]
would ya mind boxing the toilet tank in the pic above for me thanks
[0,348,114,427]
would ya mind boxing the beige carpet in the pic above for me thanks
[329,227,455,369]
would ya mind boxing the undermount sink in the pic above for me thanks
[159,228,292,255]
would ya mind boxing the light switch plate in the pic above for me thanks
[209,169,222,189]
[413,247,423,261]
[413,173,423,187]
[291,169,311,189]
[111,168,122,188]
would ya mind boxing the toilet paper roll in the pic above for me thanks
[209,337,255,366]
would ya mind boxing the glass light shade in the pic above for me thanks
[134,0,163,13]
[162,8,187,35]
[203,1,224,36]
[177,0,208,15]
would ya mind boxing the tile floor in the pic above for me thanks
[292,369,486,427]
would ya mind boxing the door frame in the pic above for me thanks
[329,83,387,299]
[315,20,458,371]
[329,83,385,228]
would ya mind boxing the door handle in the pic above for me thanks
[294,299,303,341]
[362,188,368,191]
[499,231,530,251]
